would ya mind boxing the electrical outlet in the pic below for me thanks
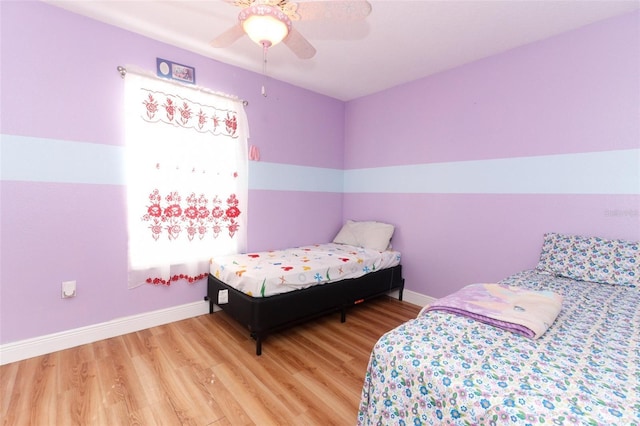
[62,280,76,298]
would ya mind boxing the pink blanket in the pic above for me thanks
[424,283,563,339]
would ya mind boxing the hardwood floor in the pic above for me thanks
[1,297,421,425]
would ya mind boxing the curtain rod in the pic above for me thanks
[117,65,248,107]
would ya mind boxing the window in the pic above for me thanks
[123,71,248,287]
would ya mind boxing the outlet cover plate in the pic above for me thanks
[62,280,76,298]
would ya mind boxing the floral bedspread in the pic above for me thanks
[358,270,640,425]
[209,243,400,297]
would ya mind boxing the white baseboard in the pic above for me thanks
[0,300,212,366]
[401,289,436,307]
[388,288,435,307]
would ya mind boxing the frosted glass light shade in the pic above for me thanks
[239,4,291,47]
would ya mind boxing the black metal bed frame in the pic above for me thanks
[205,264,404,355]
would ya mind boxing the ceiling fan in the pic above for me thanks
[210,0,372,59]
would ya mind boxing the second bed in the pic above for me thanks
[207,231,403,355]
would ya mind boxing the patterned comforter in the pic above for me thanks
[209,243,401,297]
[358,270,640,425]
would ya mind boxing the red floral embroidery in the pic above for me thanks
[141,189,242,242]
[163,98,176,121]
[179,102,192,125]
[212,206,224,219]
[184,206,198,220]
[225,113,237,136]
[143,95,158,119]
[140,89,239,138]
[184,193,210,242]
[144,272,208,286]
[164,204,182,217]
[147,204,162,217]
[197,109,207,130]
[227,193,239,208]
[228,221,240,238]
[226,206,240,218]
[142,189,163,241]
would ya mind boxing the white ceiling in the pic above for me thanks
[45,0,639,101]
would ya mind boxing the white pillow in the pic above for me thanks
[333,220,360,246]
[333,220,395,251]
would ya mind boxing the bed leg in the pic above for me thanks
[204,296,214,314]
[341,306,346,323]
[256,337,262,356]
[399,288,404,301]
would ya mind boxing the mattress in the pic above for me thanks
[358,269,640,425]
[209,243,401,297]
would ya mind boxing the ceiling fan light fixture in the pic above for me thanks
[239,4,292,48]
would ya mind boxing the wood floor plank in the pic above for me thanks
[293,367,357,422]
[205,327,303,424]
[200,369,254,425]
[1,296,420,425]
[139,341,204,424]
[56,346,100,425]
[24,353,59,425]
[0,361,19,417]
[243,358,337,425]
[95,340,148,414]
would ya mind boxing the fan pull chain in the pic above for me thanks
[261,43,268,97]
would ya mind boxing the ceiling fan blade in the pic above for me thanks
[210,23,245,47]
[283,27,317,59]
[294,1,372,21]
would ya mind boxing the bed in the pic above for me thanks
[206,220,404,355]
[358,232,639,425]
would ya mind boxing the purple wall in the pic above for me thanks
[345,13,639,168]
[344,11,640,298]
[0,1,344,344]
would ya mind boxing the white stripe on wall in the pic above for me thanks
[1,134,126,185]
[344,149,640,195]
[249,161,343,193]
[2,135,638,195]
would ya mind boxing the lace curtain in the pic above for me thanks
[124,70,248,288]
